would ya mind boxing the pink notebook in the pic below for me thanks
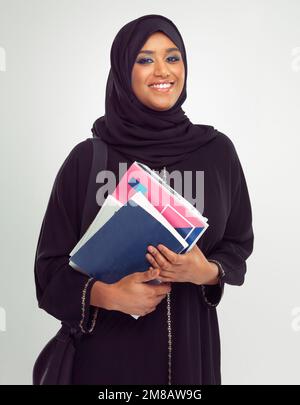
[112,161,209,252]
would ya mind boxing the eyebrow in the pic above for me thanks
[137,47,180,55]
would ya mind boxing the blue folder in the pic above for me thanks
[69,201,186,284]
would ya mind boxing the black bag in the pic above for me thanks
[33,137,108,385]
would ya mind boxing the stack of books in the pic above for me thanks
[69,161,209,319]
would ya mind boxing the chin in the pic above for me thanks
[147,101,175,111]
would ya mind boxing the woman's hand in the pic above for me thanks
[145,244,219,285]
[113,268,171,316]
[92,268,171,316]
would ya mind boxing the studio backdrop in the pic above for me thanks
[0,0,299,385]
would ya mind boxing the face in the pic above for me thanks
[131,31,185,111]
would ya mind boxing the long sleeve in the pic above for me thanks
[34,140,99,330]
[201,142,254,306]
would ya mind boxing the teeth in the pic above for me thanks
[150,83,172,88]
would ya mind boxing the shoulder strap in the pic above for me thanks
[80,138,108,238]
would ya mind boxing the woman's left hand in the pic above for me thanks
[145,243,219,285]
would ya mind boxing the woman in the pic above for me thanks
[34,14,254,385]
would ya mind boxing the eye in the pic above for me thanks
[167,56,181,62]
[136,55,181,65]
[136,57,153,64]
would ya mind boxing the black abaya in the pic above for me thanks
[34,129,254,384]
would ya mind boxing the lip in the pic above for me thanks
[148,82,175,93]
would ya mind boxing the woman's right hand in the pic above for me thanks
[113,268,172,317]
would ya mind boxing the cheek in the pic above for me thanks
[177,70,185,94]
[131,66,148,90]
[176,64,185,84]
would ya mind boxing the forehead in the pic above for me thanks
[141,31,178,50]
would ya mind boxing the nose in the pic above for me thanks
[153,59,170,78]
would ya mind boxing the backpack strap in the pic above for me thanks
[45,138,108,366]
[80,138,108,238]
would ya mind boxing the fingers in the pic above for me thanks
[157,244,179,264]
[134,268,159,283]
[151,283,171,296]
[145,252,160,269]
[151,294,167,310]
[147,265,174,284]
[157,275,174,282]
[144,289,171,316]
[146,245,172,270]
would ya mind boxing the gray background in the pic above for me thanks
[0,0,299,384]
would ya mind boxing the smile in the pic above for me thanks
[148,82,175,93]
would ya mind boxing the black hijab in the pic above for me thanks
[91,14,217,168]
